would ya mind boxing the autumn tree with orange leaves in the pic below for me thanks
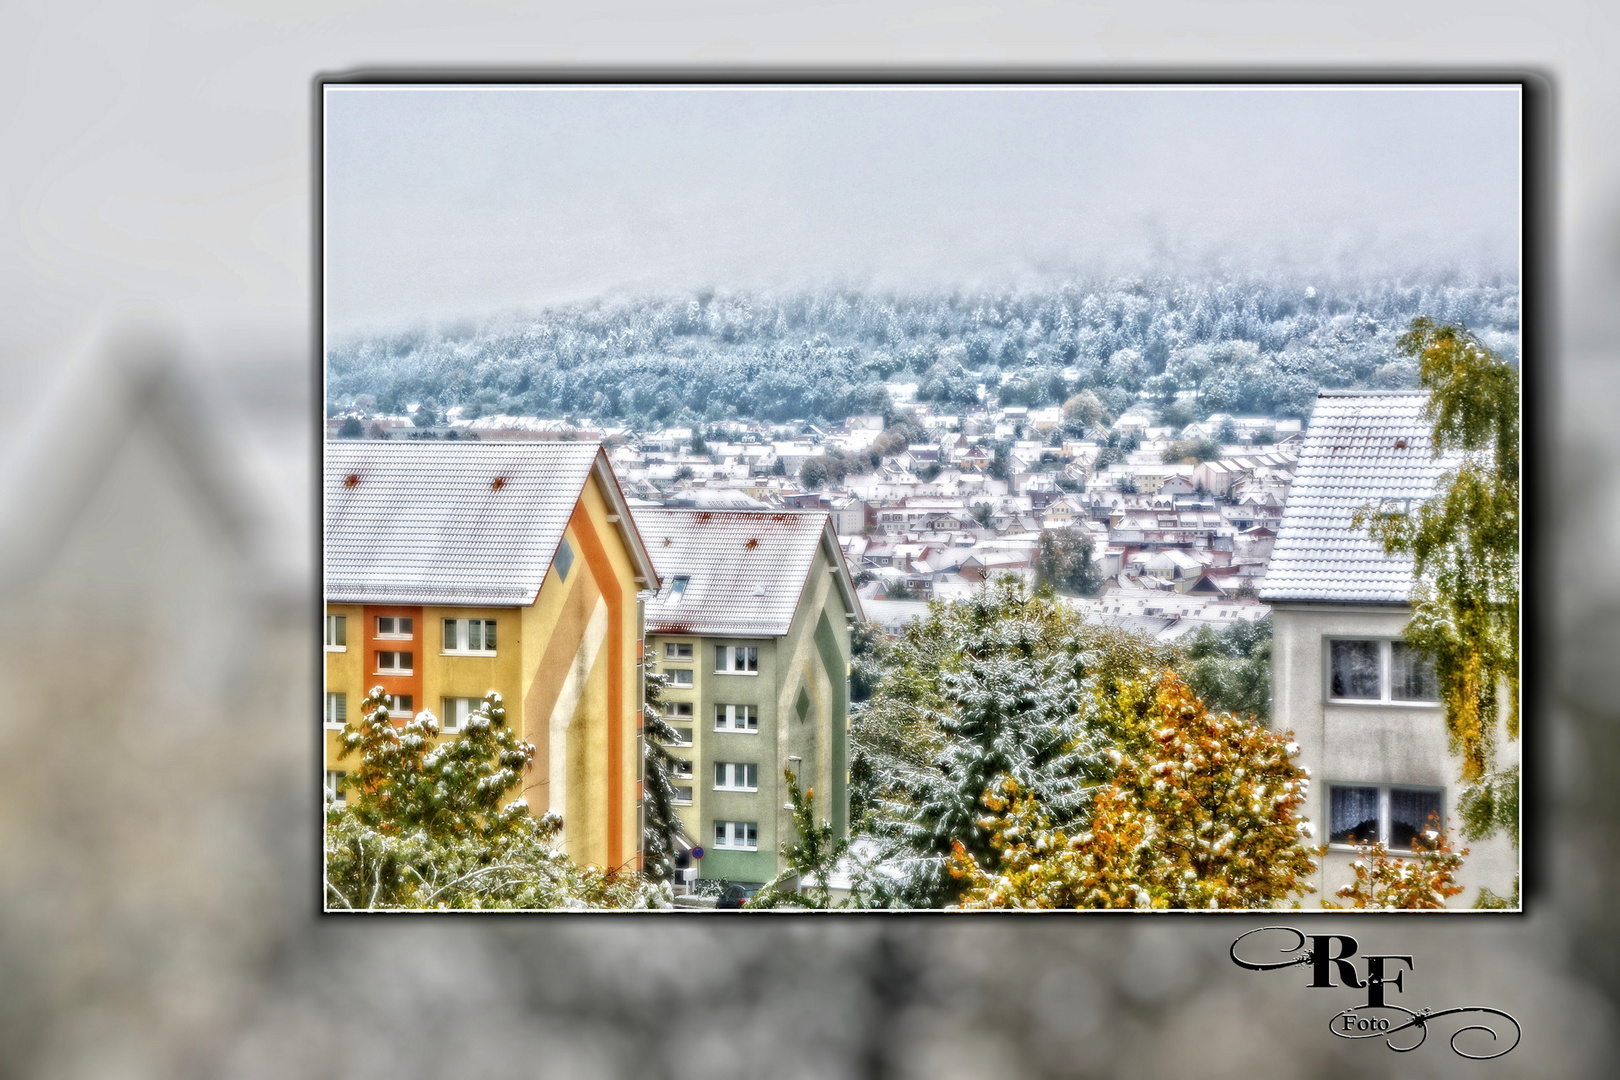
[1321,830,1467,910]
[951,672,1318,909]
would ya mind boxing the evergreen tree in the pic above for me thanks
[799,458,829,489]
[338,415,363,438]
[640,661,686,885]
[988,443,1011,481]
[850,579,1164,907]
[325,687,660,909]
[752,768,850,909]
[1033,528,1097,596]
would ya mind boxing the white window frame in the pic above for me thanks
[671,758,694,779]
[324,692,347,728]
[441,696,484,732]
[664,641,694,659]
[666,723,693,747]
[375,616,414,640]
[714,704,758,733]
[443,618,497,656]
[713,762,759,791]
[324,614,347,651]
[384,693,415,719]
[325,770,347,806]
[1325,638,1441,707]
[375,650,413,675]
[713,820,759,850]
[669,575,690,603]
[667,702,694,719]
[1325,783,1447,853]
[669,668,694,687]
[673,786,694,806]
[715,645,760,675]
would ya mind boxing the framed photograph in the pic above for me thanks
[321,78,1525,913]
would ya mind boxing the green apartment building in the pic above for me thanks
[632,508,861,888]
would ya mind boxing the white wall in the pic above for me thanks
[1272,603,1519,908]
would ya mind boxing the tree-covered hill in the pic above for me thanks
[326,274,1519,429]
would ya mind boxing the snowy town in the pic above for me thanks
[328,391,1302,646]
[325,311,1521,915]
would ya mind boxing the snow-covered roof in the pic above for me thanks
[634,508,861,638]
[326,440,655,606]
[1261,391,1460,605]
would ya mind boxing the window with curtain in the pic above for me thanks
[1329,785,1380,845]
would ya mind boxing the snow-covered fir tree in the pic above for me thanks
[325,687,662,910]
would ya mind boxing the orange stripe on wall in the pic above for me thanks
[363,604,422,725]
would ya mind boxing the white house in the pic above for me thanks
[1262,390,1517,908]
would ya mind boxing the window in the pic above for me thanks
[714,762,759,791]
[714,704,758,732]
[668,702,694,719]
[441,696,483,732]
[672,758,694,779]
[444,618,497,654]
[669,726,693,747]
[554,537,574,582]
[714,820,758,850]
[670,575,690,601]
[673,786,693,805]
[376,650,413,674]
[1328,784,1445,851]
[670,669,694,687]
[324,692,346,727]
[665,642,693,659]
[715,645,759,674]
[325,614,347,650]
[376,616,413,638]
[385,694,414,718]
[1390,642,1439,702]
[1328,639,1439,704]
[325,770,346,806]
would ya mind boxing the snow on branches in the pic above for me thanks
[325,687,662,910]
[951,672,1317,909]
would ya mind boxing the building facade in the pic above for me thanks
[633,508,861,887]
[325,441,658,873]
[1263,391,1518,906]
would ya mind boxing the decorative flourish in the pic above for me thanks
[1229,926,1519,1061]
[1328,1005,1521,1060]
[1228,925,1313,971]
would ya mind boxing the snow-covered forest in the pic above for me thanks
[326,273,1520,428]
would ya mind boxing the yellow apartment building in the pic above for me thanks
[324,440,658,873]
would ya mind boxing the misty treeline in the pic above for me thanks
[327,274,1519,428]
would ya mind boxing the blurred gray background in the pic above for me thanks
[0,3,1615,1078]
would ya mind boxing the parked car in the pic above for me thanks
[715,883,750,910]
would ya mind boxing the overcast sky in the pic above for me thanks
[323,84,1520,334]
